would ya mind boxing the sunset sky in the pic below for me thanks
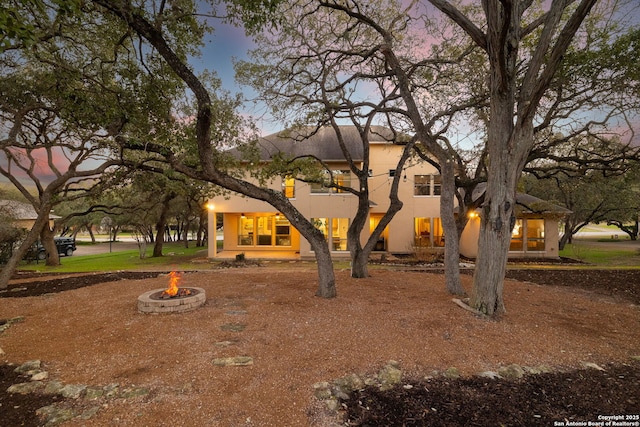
[2,3,638,188]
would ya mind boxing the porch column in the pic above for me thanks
[207,202,217,258]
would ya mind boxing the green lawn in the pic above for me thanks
[19,242,211,273]
[560,241,640,267]
[18,238,640,274]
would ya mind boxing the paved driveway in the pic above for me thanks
[573,232,640,251]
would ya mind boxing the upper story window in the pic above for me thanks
[433,174,441,195]
[282,176,295,198]
[310,170,351,194]
[414,174,441,196]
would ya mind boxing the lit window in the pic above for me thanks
[238,214,292,247]
[275,216,291,246]
[311,217,349,251]
[414,217,432,247]
[256,216,272,245]
[510,219,524,251]
[282,176,295,198]
[238,215,254,246]
[331,218,349,251]
[526,219,544,251]
[433,218,444,247]
[414,217,444,247]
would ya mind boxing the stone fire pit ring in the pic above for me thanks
[137,287,206,314]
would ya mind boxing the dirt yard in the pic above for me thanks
[0,267,639,426]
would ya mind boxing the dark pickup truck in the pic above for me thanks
[26,237,77,260]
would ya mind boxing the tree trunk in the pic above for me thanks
[41,225,60,266]
[470,188,513,316]
[558,221,572,251]
[348,189,372,278]
[183,219,191,248]
[196,209,206,247]
[311,240,337,298]
[471,126,529,316]
[470,72,519,316]
[469,4,521,317]
[153,194,175,257]
[350,252,367,278]
[0,213,50,289]
[87,224,96,243]
[153,225,165,257]
[439,160,465,295]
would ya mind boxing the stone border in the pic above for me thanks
[137,287,206,314]
[7,360,150,425]
[311,359,640,423]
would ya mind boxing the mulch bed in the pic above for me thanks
[1,268,639,426]
[504,269,640,304]
[1,271,164,298]
[0,364,63,427]
[342,268,640,426]
[342,363,640,426]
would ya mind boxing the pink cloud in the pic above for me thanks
[1,146,72,185]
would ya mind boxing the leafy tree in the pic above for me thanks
[54,198,104,242]
[0,0,175,287]
[424,0,637,316]
[91,0,344,298]
[235,2,423,278]
[523,162,640,247]
[300,1,639,313]
[0,0,83,52]
[0,191,29,264]
[0,63,122,285]
[170,180,214,248]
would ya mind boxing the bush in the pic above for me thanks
[0,223,27,264]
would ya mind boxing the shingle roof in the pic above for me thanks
[515,193,572,215]
[0,200,61,220]
[0,200,39,220]
[466,183,571,215]
[254,125,406,161]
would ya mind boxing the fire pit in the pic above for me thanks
[138,272,206,314]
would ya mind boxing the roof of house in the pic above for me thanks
[0,200,61,220]
[515,193,572,215]
[254,125,407,162]
[0,200,39,220]
[463,184,571,216]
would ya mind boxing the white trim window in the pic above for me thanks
[510,219,545,252]
[282,176,295,199]
[414,217,444,247]
[312,217,349,251]
[414,174,441,196]
[238,214,292,247]
[310,170,351,194]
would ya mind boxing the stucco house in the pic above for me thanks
[207,126,568,260]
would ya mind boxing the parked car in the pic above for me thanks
[26,237,77,260]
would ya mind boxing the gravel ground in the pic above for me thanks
[0,267,639,426]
